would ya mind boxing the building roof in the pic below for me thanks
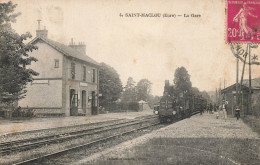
[221,83,249,94]
[221,77,260,94]
[242,78,260,90]
[29,36,100,67]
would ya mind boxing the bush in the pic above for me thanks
[128,102,139,111]
[12,107,35,118]
[12,106,22,117]
[101,102,140,112]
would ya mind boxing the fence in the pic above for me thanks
[101,102,139,113]
[0,106,35,118]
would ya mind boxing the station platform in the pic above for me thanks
[0,110,153,136]
[78,113,260,165]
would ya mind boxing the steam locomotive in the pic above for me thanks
[154,94,207,123]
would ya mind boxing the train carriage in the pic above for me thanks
[155,93,207,123]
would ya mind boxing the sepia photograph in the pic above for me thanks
[0,0,260,164]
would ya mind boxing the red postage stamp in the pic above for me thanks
[227,0,260,43]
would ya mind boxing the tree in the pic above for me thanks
[136,79,152,101]
[191,87,212,103]
[147,95,161,108]
[99,62,122,106]
[121,77,137,103]
[200,90,211,103]
[0,2,38,105]
[151,95,161,105]
[191,87,200,96]
[173,66,192,96]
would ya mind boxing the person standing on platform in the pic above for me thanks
[222,101,227,119]
[209,103,213,114]
[215,104,219,119]
[219,104,223,118]
[235,106,240,120]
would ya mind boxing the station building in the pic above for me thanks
[18,25,100,116]
[221,78,260,116]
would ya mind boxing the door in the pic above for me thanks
[226,93,233,115]
[82,90,86,114]
[91,91,97,115]
[70,89,78,116]
[241,93,248,116]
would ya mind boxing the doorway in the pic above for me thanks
[70,89,78,116]
[91,91,97,115]
[82,90,86,114]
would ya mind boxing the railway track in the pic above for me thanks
[0,118,126,140]
[0,115,157,155]
[0,115,159,165]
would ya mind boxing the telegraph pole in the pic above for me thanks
[239,45,249,94]
[219,79,222,104]
[236,51,239,109]
[215,88,218,104]
[230,42,259,117]
[248,44,252,115]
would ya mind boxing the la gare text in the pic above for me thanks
[120,13,201,18]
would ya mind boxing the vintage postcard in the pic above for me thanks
[0,0,259,165]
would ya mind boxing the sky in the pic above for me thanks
[4,0,260,96]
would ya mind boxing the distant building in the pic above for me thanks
[18,23,100,116]
[221,78,260,116]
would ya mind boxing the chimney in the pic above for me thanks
[69,39,86,55]
[36,20,48,38]
[163,80,170,96]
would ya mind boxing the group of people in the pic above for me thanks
[204,102,228,119]
[202,101,241,120]
[205,103,220,114]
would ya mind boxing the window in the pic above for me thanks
[92,69,96,83]
[54,59,59,68]
[71,62,75,79]
[82,66,86,81]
